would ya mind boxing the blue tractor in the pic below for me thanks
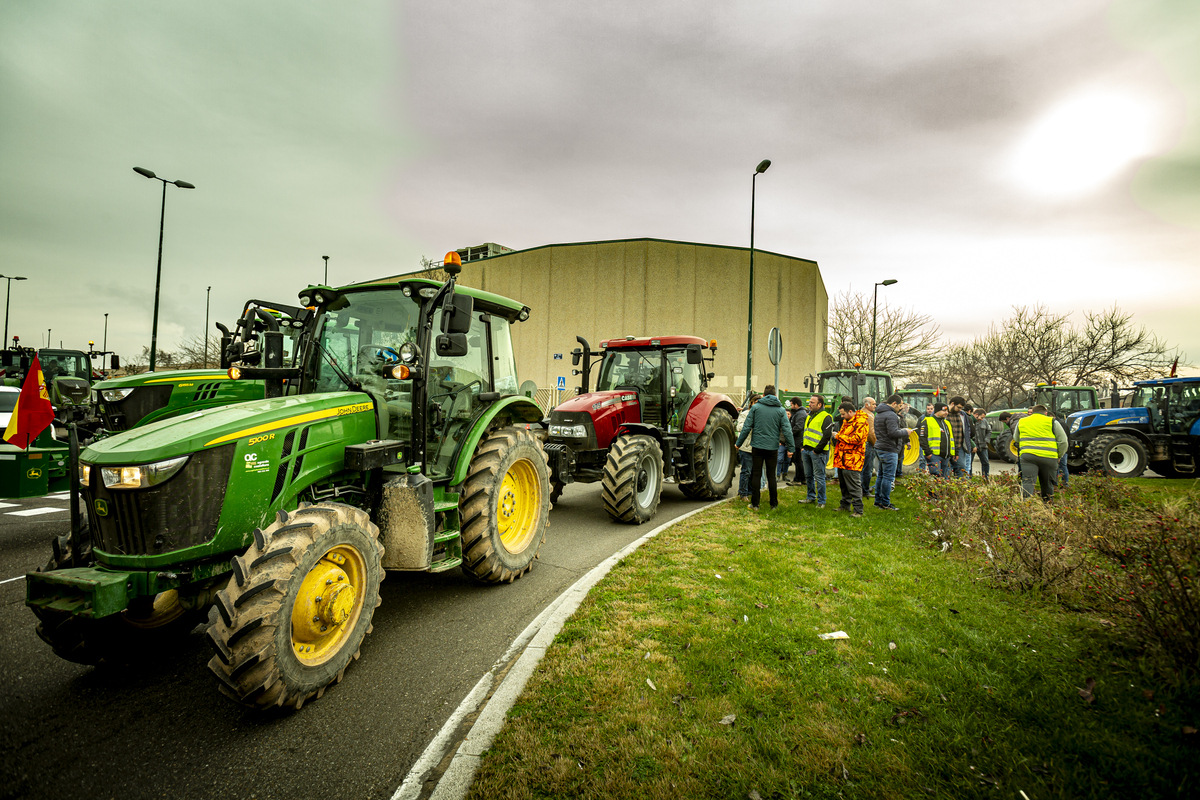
[1066,377,1200,479]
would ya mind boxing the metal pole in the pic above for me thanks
[2,278,10,349]
[47,328,51,348]
[103,313,108,353]
[746,174,756,397]
[204,286,211,367]
[149,180,166,371]
[871,282,879,371]
[323,255,329,285]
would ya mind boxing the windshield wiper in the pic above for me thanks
[315,339,362,392]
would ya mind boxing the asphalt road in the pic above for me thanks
[0,482,717,800]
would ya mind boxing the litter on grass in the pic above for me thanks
[819,631,850,640]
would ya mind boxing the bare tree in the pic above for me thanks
[174,334,224,369]
[1068,305,1184,386]
[826,290,941,381]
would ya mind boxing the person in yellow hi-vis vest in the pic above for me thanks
[1014,404,1068,501]
[918,402,956,479]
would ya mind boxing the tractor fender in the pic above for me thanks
[448,396,545,487]
[614,422,666,443]
[683,392,739,434]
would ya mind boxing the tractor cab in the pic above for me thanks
[1,347,95,429]
[1031,383,1098,420]
[590,336,710,431]
[810,368,893,411]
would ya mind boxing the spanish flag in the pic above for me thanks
[3,354,55,449]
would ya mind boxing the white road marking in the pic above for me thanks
[5,507,67,517]
[0,502,18,509]
[1,575,25,586]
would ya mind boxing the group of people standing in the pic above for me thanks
[733,387,905,516]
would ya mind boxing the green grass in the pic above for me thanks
[468,482,1200,800]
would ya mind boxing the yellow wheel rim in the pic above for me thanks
[291,545,367,666]
[121,589,187,630]
[1009,438,1019,458]
[902,430,919,466]
[498,457,541,555]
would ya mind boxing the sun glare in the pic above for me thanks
[1007,90,1157,198]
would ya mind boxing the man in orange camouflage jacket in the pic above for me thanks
[831,399,869,517]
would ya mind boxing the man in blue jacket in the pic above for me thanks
[734,385,795,511]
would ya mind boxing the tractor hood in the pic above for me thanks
[547,389,640,450]
[1066,407,1149,434]
[93,368,237,391]
[82,391,373,464]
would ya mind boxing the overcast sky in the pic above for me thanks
[1,0,1197,375]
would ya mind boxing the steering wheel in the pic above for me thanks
[357,345,401,366]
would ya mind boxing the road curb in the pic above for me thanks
[393,497,732,800]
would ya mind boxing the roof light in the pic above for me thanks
[443,251,462,267]
[518,307,530,322]
[402,286,412,297]
[228,367,242,380]
[419,287,438,298]
[709,339,718,350]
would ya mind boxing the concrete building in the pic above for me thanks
[445,238,827,404]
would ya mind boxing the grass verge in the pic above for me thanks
[468,480,1199,799]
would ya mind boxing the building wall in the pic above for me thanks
[450,238,827,402]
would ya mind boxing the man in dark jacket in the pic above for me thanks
[787,396,807,485]
[920,403,956,478]
[734,385,795,511]
[873,394,907,510]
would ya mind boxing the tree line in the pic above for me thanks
[826,291,1187,409]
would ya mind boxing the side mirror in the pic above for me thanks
[441,294,474,335]
[571,348,582,367]
[435,333,469,358]
[707,372,715,380]
[854,374,867,386]
[1,352,11,367]
[262,330,285,369]
[110,355,120,371]
[686,344,704,364]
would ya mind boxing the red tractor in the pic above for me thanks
[544,335,739,523]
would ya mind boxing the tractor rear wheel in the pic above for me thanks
[460,426,550,584]
[899,429,921,475]
[1084,433,1148,478]
[602,434,664,524]
[207,503,384,710]
[679,408,736,499]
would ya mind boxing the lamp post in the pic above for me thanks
[47,328,51,348]
[323,255,330,285]
[745,159,771,397]
[204,286,212,367]
[871,279,898,370]
[103,313,109,353]
[134,166,196,371]
[0,274,27,350]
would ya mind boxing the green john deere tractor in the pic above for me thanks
[986,383,1099,465]
[26,254,550,711]
[91,298,314,435]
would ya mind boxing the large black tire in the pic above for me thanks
[679,408,736,499]
[207,504,384,710]
[602,434,664,524]
[1084,433,1148,478]
[996,430,1019,463]
[550,479,565,505]
[460,426,551,584]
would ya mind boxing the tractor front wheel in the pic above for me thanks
[207,503,384,710]
[1085,433,1148,478]
[679,409,736,499]
[996,431,1019,463]
[602,434,664,524]
[460,426,551,584]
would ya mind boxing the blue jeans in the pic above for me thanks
[862,443,876,492]
[801,449,828,504]
[874,451,899,507]
[928,453,952,478]
[777,445,791,479]
[956,450,971,479]
[976,445,990,478]
[1058,451,1069,488]
[738,450,753,496]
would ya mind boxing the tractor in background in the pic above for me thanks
[1066,376,1200,478]
[544,335,738,523]
[26,253,550,711]
[986,383,1099,466]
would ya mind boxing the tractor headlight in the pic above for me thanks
[550,424,587,439]
[399,343,419,364]
[101,456,190,489]
[79,463,91,487]
[101,388,135,402]
[1069,417,1081,433]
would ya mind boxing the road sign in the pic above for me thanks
[556,376,566,390]
[768,327,782,365]
[553,353,563,360]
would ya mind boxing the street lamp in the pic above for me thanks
[871,279,898,370]
[103,313,109,353]
[323,255,330,285]
[204,286,212,367]
[745,158,771,397]
[0,274,27,350]
[134,166,196,371]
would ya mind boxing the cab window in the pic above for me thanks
[426,310,491,478]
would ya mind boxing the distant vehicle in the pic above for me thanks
[0,385,19,430]
[986,383,1099,465]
